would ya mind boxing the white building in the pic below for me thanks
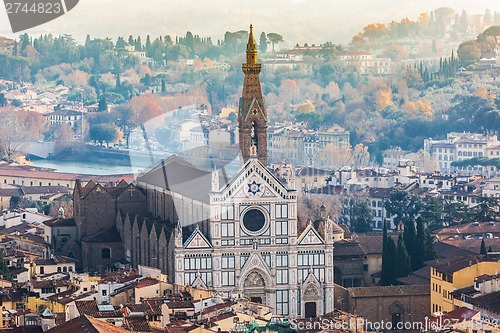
[174,158,337,318]
[424,132,500,175]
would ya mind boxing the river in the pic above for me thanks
[33,160,148,175]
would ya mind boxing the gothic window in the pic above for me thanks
[275,204,288,218]
[298,251,325,266]
[221,206,234,220]
[101,248,111,259]
[276,290,289,315]
[221,223,235,237]
[221,271,235,286]
[184,254,212,270]
[240,253,250,268]
[262,252,271,267]
[276,253,288,267]
[275,220,288,236]
[276,269,289,284]
[221,254,235,269]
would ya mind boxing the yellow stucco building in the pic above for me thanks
[429,255,500,314]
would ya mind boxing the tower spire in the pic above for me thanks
[239,24,268,166]
[246,24,257,64]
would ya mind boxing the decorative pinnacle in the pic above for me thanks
[246,24,258,64]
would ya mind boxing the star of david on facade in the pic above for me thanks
[247,180,261,195]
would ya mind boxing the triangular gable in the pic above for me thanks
[191,273,208,289]
[303,269,321,287]
[239,252,272,284]
[184,227,211,249]
[216,158,291,201]
[297,223,324,246]
[244,98,267,122]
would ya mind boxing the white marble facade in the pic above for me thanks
[174,158,335,318]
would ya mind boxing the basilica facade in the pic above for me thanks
[172,25,336,318]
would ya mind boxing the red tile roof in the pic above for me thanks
[136,277,159,289]
[47,314,129,332]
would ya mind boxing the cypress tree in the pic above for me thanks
[404,219,416,268]
[395,234,412,279]
[98,97,108,112]
[259,32,267,54]
[413,217,425,270]
[480,239,487,255]
[381,220,391,285]
[161,79,166,93]
[488,246,493,253]
[386,236,397,285]
[424,233,436,261]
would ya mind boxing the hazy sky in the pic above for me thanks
[0,0,499,46]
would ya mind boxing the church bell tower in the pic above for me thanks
[239,24,268,166]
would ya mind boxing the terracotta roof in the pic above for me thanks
[31,279,71,289]
[201,301,233,314]
[35,255,76,265]
[136,277,159,289]
[47,314,130,333]
[426,254,500,274]
[102,269,141,284]
[451,285,480,299]
[0,165,134,183]
[333,240,365,256]
[397,265,430,286]
[470,290,500,314]
[0,188,23,196]
[434,222,500,235]
[348,285,429,297]
[42,217,76,227]
[76,300,123,318]
[165,300,194,309]
[143,299,164,316]
[428,307,478,324]
[441,238,500,253]
[433,241,476,259]
[353,233,384,254]
[47,291,97,305]
[124,316,152,332]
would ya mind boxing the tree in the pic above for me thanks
[381,236,397,285]
[480,239,487,255]
[0,111,43,160]
[161,79,166,93]
[348,199,373,233]
[424,233,436,261]
[259,32,267,53]
[89,123,118,147]
[227,112,237,123]
[457,40,481,66]
[471,197,500,222]
[98,97,108,112]
[413,217,426,270]
[267,33,284,52]
[395,234,412,279]
[0,93,7,107]
[384,190,422,226]
[403,219,416,268]
[381,220,391,286]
